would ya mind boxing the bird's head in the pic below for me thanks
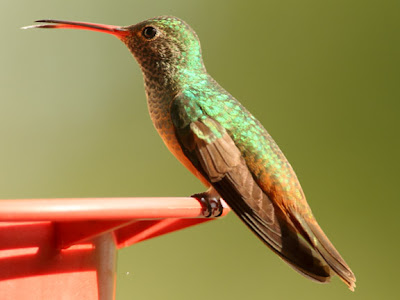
[24,16,205,84]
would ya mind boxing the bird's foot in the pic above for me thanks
[191,188,223,218]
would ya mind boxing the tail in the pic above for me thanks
[290,210,356,290]
[229,198,334,283]
[213,173,337,285]
[215,175,356,289]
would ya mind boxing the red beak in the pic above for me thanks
[22,19,129,39]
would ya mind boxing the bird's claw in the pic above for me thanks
[191,192,223,218]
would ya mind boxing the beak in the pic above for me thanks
[22,19,129,39]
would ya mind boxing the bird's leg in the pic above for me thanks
[191,187,223,218]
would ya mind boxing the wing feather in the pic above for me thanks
[170,98,333,282]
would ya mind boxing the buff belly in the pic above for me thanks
[150,104,211,188]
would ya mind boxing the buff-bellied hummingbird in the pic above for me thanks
[23,16,356,290]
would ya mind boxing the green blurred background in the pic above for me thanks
[1,0,399,299]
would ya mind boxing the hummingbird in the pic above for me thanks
[23,16,356,290]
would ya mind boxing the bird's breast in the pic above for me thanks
[147,96,210,187]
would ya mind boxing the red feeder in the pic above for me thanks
[0,197,229,299]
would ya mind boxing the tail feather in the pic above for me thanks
[291,211,356,291]
[212,166,356,290]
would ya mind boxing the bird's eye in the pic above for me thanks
[142,26,157,39]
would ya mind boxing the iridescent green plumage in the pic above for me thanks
[26,16,356,290]
[122,16,355,289]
